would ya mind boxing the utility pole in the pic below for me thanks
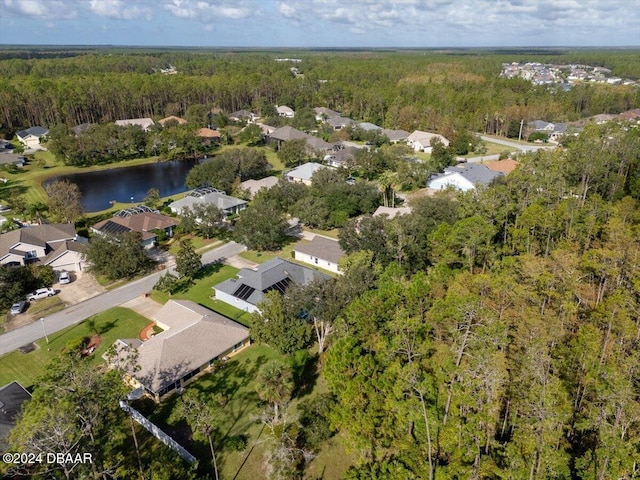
[518,119,524,142]
[40,318,49,344]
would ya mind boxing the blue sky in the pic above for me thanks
[1,0,639,47]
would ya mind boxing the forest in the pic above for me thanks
[1,48,639,139]
[2,49,640,479]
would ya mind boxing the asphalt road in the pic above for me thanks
[480,135,557,152]
[0,241,246,356]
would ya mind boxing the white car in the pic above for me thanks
[59,271,70,285]
[26,288,56,301]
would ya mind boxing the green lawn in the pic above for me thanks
[150,264,252,327]
[0,307,150,389]
[239,240,297,265]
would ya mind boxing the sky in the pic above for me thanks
[0,0,639,48]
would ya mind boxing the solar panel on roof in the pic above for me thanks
[263,277,292,295]
[233,284,256,301]
[100,221,131,235]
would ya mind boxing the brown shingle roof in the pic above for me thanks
[159,116,187,126]
[485,159,519,175]
[93,212,178,235]
[197,127,221,138]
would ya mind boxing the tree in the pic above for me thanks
[238,123,264,145]
[277,138,307,167]
[175,238,202,278]
[173,389,222,480]
[232,199,289,251]
[44,180,83,223]
[143,188,160,209]
[85,232,153,280]
[256,360,294,425]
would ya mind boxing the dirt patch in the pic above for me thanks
[81,335,101,356]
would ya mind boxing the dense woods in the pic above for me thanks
[1,49,639,139]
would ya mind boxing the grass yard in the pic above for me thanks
[0,307,150,389]
[140,344,355,480]
[150,263,252,327]
[239,239,298,265]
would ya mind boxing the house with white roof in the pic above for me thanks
[241,176,279,199]
[276,105,295,118]
[115,118,155,132]
[169,188,247,216]
[406,130,450,153]
[284,162,327,185]
[428,164,503,192]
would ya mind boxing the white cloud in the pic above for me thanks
[163,0,256,22]
[89,0,151,21]
[2,0,79,19]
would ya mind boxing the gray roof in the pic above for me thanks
[169,191,247,213]
[442,163,503,186]
[327,116,356,129]
[529,120,554,130]
[269,125,312,142]
[117,300,249,394]
[0,224,77,258]
[0,153,26,166]
[293,236,345,265]
[214,257,330,308]
[0,381,31,449]
[229,110,257,120]
[357,122,382,131]
[16,126,48,138]
[381,129,410,142]
[43,240,86,265]
[71,123,94,135]
[285,162,326,182]
[313,107,341,119]
[305,136,333,151]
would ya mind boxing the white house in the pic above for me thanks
[284,162,327,185]
[169,188,247,216]
[276,105,295,118]
[16,126,49,149]
[428,164,503,192]
[115,118,155,132]
[293,236,345,274]
[406,130,450,153]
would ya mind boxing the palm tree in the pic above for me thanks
[255,360,294,424]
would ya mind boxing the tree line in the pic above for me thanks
[1,50,639,139]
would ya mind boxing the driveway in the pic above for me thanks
[0,241,247,356]
[56,270,106,305]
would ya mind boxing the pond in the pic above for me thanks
[43,158,203,213]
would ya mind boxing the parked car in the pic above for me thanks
[58,271,70,285]
[10,300,27,315]
[26,288,56,301]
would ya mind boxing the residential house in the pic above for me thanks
[381,129,410,143]
[42,240,87,272]
[92,211,178,249]
[196,127,221,145]
[529,120,556,132]
[16,126,49,149]
[406,130,450,153]
[293,236,345,274]
[313,107,341,122]
[169,188,247,216]
[255,123,277,136]
[305,136,333,154]
[324,145,358,168]
[0,152,26,168]
[428,164,503,192]
[357,122,382,132]
[373,206,413,219]
[213,257,331,313]
[159,116,187,126]
[229,110,259,123]
[109,300,249,402]
[241,176,279,199]
[276,105,295,118]
[284,162,327,185]
[268,125,312,150]
[327,116,356,130]
[115,118,155,132]
[0,381,31,451]
[0,223,80,269]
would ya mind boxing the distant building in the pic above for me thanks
[284,162,327,185]
[241,176,279,199]
[406,130,450,153]
[428,164,503,192]
[169,188,247,216]
[276,105,295,118]
[373,206,413,219]
[159,116,187,126]
[115,118,154,132]
[16,126,49,149]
